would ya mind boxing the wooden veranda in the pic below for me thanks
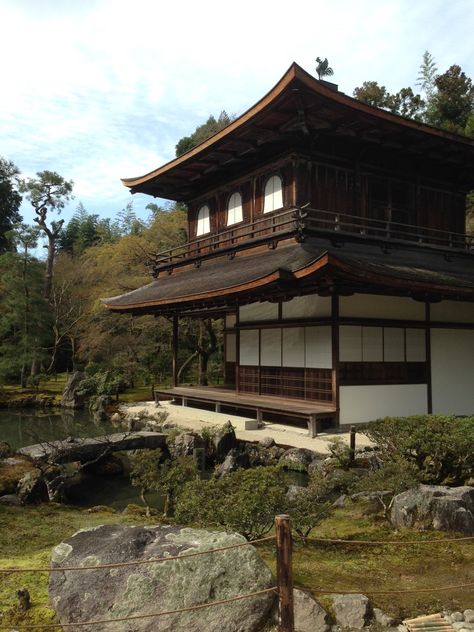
[154,385,337,436]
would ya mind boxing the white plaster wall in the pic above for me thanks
[282,328,305,367]
[430,301,474,324]
[431,328,474,415]
[240,330,259,365]
[340,384,428,424]
[282,295,332,319]
[260,329,282,366]
[340,294,425,320]
[305,326,332,369]
[239,301,278,322]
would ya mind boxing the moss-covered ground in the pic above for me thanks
[1,501,472,630]
[259,499,474,622]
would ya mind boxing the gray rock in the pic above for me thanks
[17,470,49,504]
[332,495,347,509]
[0,494,21,506]
[258,437,276,449]
[49,524,274,632]
[332,593,369,629]
[373,607,395,627]
[61,371,87,409]
[397,625,408,632]
[464,611,474,624]
[169,433,204,459]
[90,395,111,421]
[452,623,467,631]
[215,449,250,478]
[389,485,474,534]
[213,421,237,461]
[294,588,330,632]
[452,613,465,622]
[259,446,285,466]
[111,412,122,424]
[279,448,320,472]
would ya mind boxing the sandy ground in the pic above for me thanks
[120,401,373,455]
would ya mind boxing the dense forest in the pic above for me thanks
[1,53,473,394]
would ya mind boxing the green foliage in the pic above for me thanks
[416,50,438,101]
[426,64,474,135]
[353,82,425,119]
[175,466,287,540]
[175,111,233,157]
[0,245,51,384]
[351,457,421,516]
[326,437,352,469]
[20,170,73,214]
[0,157,22,253]
[130,450,198,516]
[285,470,334,542]
[77,368,128,397]
[363,415,474,485]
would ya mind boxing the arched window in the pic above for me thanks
[263,175,283,214]
[196,205,210,236]
[227,192,243,226]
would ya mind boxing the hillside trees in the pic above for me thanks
[175,111,234,157]
[21,171,73,300]
[0,158,22,254]
[0,226,51,385]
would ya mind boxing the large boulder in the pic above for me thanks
[294,588,330,632]
[213,421,237,461]
[61,372,87,409]
[49,524,275,632]
[170,432,205,459]
[17,470,49,504]
[90,395,111,421]
[332,593,370,629]
[279,448,320,472]
[215,449,251,478]
[389,485,474,534]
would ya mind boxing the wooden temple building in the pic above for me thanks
[104,63,474,431]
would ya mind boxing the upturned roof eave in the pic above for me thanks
[121,62,474,191]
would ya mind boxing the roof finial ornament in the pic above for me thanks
[315,57,334,80]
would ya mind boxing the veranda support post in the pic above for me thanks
[349,425,356,464]
[172,315,178,388]
[275,514,294,632]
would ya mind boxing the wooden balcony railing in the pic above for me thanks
[149,206,473,275]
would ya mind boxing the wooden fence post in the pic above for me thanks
[349,425,356,464]
[275,514,294,632]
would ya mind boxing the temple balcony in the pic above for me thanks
[148,206,474,276]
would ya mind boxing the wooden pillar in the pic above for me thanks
[275,514,294,632]
[172,315,179,388]
[349,425,356,463]
[425,303,432,414]
[331,293,340,427]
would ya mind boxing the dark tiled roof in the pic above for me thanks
[103,238,474,313]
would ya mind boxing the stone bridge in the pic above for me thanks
[17,431,167,463]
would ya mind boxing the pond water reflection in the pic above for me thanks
[0,408,117,452]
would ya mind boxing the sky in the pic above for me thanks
[1,0,474,235]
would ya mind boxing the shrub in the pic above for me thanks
[130,449,198,517]
[325,437,352,469]
[77,369,128,397]
[175,466,287,540]
[350,457,421,517]
[363,415,474,485]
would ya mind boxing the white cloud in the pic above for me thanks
[1,0,473,226]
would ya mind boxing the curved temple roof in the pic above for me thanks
[121,63,474,200]
[103,238,474,316]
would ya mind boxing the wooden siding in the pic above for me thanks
[239,365,333,402]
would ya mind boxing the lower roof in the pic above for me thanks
[102,238,474,315]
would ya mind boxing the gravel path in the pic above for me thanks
[121,401,373,455]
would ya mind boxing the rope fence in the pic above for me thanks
[2,515,473,632]
[0,535,274,574]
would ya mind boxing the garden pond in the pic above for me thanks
[0,408,306,511]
